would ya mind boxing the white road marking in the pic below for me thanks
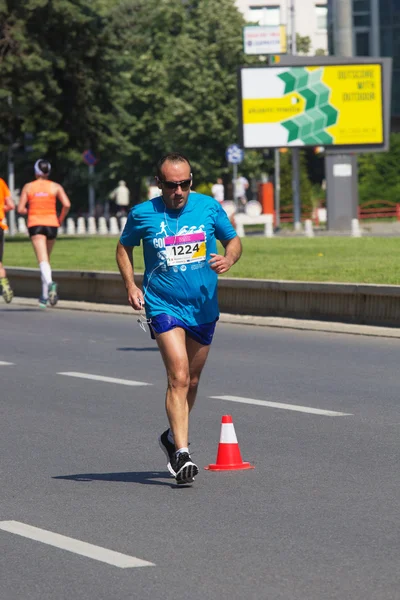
[0,521,155,568]
[0,361,14,366]
[58,372,151,386]
[210,395,352,416]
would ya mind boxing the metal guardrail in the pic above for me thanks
[6,267,400,328]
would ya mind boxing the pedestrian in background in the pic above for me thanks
[109,180,130,216]
[17,159,71,309]
[211,177,224,204]
[148,178,160,200]
[234,174,249,210]
[0,177,15,303]
[212,176,236,228]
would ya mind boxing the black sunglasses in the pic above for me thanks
[160,178,192,191]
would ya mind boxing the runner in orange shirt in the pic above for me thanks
[0,177,15,303]
[17,159,71,308]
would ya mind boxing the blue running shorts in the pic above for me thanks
[149,313,218,346]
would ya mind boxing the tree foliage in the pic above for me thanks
[296,34,311,55]
[0,0,313,214]
[358,133,400,205]
[104,0,249,191]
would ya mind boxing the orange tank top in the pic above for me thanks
[0,178,11,231]
[27,179,59,228]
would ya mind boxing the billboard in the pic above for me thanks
[239,64,384,149]
[243,26,287,55]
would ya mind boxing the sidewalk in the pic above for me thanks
[9,297,400,340]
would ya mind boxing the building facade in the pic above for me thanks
[328,0,399,117]
[235,0,328,55]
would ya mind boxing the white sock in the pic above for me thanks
[39,261,52,299]
[175,447,189,456]
[167,429,174,444]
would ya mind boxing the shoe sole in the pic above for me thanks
[176,461,199,485]
[2,289,13,304]
[48,284,58,306]
[158,436,176,476]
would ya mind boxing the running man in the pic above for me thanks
[0,177,15,303]
[17,159,71,308]
[116,152,242,484]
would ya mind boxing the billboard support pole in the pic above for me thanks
[292,149,301,230]
[274,149,281,228]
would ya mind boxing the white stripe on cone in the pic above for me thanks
[219,423,238,444]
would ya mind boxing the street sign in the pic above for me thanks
[226,144,244,164]
[82,149,99,166]
[243,25,287,56]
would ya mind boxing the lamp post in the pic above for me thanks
[6,95,16,236]
[289,0,302,232]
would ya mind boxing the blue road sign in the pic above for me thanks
[226,144,244,164]
[82,149,98,166]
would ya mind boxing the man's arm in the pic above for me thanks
[116,241,144,310]
[208,235,242,275]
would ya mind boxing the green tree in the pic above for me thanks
[358,133,400,205]
[0,0,135,209]
[105,0,248,196]
[0,0,258,209]
[296,34,311,55]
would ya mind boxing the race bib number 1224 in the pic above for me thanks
[164,232,206,266]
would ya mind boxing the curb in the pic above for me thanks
[8,297,400,340]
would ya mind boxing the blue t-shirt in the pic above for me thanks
[120,192,237,325]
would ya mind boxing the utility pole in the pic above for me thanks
[290,0,302,231]
[7,95,16,236]
[333,0,353,56]
[325,0,358,231]
[88,164,95,217]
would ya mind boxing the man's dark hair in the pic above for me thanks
[156,152,192,180]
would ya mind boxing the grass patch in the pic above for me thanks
[3,235,400,285]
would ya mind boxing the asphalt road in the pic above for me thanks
[1,304,400,600]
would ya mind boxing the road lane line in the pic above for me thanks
[0,521,155,568]
[210,395,352,416]
[58,372,151,386]
[0,361,14,366]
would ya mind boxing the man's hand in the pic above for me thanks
[208,253,233,274]
[209,236,242,274]
[127,284,145,311]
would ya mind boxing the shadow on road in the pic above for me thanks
[0,308,38,312]
[116,347,159,352]
[53,470,191,488]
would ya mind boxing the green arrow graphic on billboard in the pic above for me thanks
[278,68,338,145]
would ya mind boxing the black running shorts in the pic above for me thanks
[0,228,4,262]
[28,225,58,240]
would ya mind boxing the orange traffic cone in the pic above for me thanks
[205,415,255,471]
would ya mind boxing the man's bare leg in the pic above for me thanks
[155,327,191,450]
[186,335,211,412]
